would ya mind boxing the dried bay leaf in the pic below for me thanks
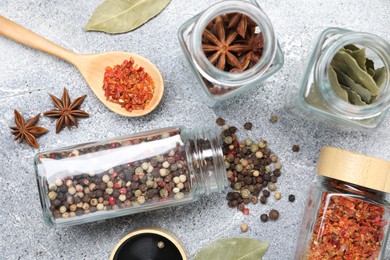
[85,0,171,34]
[194,238,269,260]
[331,51,379,96]
[340,84,367,106]
[328,66,348,102]
[374,67,387,88]
[333,66,371,103]
[343,47,367,71]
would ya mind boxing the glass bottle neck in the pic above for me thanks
[314,29,390,119]
[183,127,227,195]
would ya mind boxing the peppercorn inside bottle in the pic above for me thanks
[295,146,390,259]
[35,127,227,227]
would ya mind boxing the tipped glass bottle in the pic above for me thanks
[286,27,390,129]
[295,146,390,259]
[178,0,284,106]
[34,126,227,227]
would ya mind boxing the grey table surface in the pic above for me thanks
[1,0,390,259]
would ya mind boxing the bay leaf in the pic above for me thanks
[366,58,375,71]
[344,44,360,51]
[328,65,348,102]
[331,51,379,95]
[84,0,171,34]
[194,238,269,260]
[374,67,387,88]
[340,84,367,106]
[343,47,367,71]
[333,66,371,103]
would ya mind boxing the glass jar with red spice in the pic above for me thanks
[34,126,227,227]
[178,0,284,106]
[295,146,390,259]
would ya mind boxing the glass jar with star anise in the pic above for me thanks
[178,0,284,106]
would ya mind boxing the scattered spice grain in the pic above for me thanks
[157,241,165,249]
[243,122,253,130]
[269,209,279,220]
[288,194,295,202]
[260,214,268,222]
[216,117,225,126]
[270,114,278,123]
[292,144,300,152]
[240,223,249,233]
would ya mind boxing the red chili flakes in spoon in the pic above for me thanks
[102,57,155,112]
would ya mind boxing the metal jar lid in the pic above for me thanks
[110,227,187,260]
[317,146,390,193]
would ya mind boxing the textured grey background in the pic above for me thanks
[1,0,390,259]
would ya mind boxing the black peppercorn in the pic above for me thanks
[288,194,295,202]
[262,190,270,198]
[260,196,267,204]
[216,117,226,126]
[243,122,252,130]
[237,203,245,211]
[292,144,300,152]
[260,214,268,222]
[269,209,279,220]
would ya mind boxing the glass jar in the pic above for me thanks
[34,126,227,227]
[295,146,390,259]
[178,0,284,106]
[286,27,390,129]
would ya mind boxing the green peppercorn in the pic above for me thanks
[235,164,243,172]
[268,183,277,191]
[224,136,233,144]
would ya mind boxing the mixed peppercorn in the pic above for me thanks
[39,129,191,219]
[216,117,294,225]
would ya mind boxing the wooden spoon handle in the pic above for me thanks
[0,16,77,63]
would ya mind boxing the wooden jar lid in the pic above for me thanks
[317,146,390,193]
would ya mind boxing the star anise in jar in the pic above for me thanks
[202,15,252,71]
[10,110,48,148]
[44,88,89,134]
[202,12,264,73]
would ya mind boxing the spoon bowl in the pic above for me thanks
[0,16,164,117]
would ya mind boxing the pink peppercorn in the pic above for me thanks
[243,208,250,215]
[119,188,127,194]
[108,197,116,205]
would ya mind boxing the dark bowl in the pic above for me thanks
[110,228,187,260]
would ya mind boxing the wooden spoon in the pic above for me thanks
[0,16,164,117]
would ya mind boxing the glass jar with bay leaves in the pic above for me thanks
[178,0,284,106]
[34,126,227,227]
[285,27,390,129]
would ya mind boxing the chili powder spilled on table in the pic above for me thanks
[102,57,154,112]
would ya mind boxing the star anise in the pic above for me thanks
[44,88,89,134]
[10,110,48,148]
[202,16,252,71]
[202,13,264,72]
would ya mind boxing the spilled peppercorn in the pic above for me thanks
[218,118,283,218]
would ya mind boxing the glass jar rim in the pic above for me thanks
[314,30,390,119]
[190,0,277,87]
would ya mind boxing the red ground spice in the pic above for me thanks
[103,58,154,112]
[307,192,387,259]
